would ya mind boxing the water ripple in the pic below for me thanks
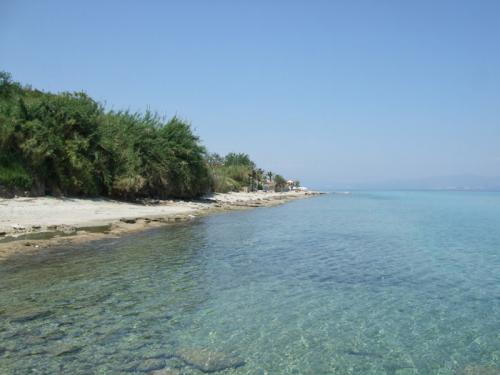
[1,192,500,374]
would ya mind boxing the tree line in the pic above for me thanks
[0,72,293,199]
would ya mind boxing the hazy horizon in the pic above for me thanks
[2,0,499,188]
[315,174,500,191]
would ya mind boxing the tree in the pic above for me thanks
[158,117,211,198]
[15,92,103,195]
[256,168,264,190]
[0,72,294,199]
[206,153,224,168]
[97,112,211,198]
[224,153,255,168]
[208,152,257,192]
[267,171,273,182]
[274,174,287,192]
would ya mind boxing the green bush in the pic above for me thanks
[0,160,32,190]
[0,72,210,199]
[207,152,256,192]
[16,92,103,195]
[0,71,289,199]
[210,170,241,193]
[97,112,211,198]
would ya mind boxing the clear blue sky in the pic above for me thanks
[2,0,499,188]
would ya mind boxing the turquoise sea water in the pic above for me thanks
[1,192,500,374]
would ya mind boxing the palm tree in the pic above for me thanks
[256,168,264,189]
[267,171,273,183]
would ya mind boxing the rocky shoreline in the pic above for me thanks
[0,191,324,259]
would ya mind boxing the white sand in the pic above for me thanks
[0,191,316,235]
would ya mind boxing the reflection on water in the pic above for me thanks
[1,192,500,374]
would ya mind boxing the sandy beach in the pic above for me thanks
[0,191,322,259]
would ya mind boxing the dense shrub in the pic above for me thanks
[0,71,287,198]
[208,153,254,192]
[208,153,270,193]
[0,157,32,190]
[0,72,210,199]
[18,92,102,195]
[274,174,287,192]
[210,173,241,193]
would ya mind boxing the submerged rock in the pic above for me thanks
[143,347,174,359]
[136,358,165,372]
[119,360,141,372]
[151,368,181,375]
[9,309,52,323]
[26,335,46,345]
[456,365,500,375]
[175,348,245,373]
[41,329,66,341]
[52,344,82,356]
[23,347,47,356]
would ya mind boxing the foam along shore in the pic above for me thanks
[0,191,323,258]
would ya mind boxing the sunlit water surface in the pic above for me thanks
[1,192,500,374]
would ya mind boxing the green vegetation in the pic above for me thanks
[208,152,257,193]
[0,72,293,199]
[273,174,287,192]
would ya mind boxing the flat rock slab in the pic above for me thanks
[175,348,244,373]
[120,218,137,224]
[52,344,82,356]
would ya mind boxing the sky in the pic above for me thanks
[1,0,499,188]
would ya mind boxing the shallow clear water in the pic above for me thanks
[1,192,500,374]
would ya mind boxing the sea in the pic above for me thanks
[1,191,499,374]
